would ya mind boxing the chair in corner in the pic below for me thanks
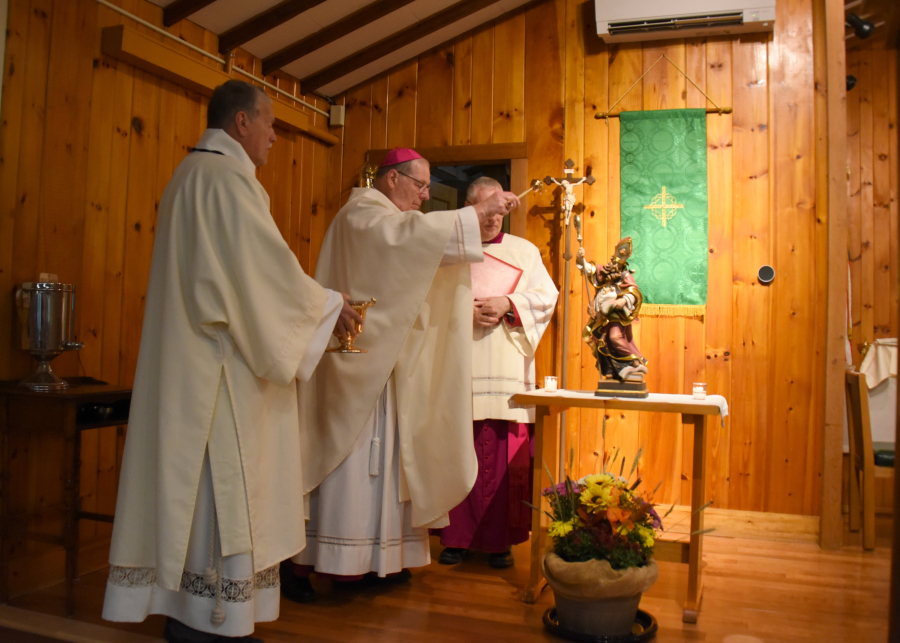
[845,370,895,550]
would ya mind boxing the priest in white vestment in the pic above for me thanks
[286,149,522,600]
[102,81,361,643]
[435,177,558,569]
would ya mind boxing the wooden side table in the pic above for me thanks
[0,378,131,616]
[511,390,728,624]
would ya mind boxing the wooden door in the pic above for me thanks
[421,182,457,212]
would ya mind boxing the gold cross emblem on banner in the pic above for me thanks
[643,186,684,228]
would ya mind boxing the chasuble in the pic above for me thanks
[104,129,339,634]
[299,187,482,530]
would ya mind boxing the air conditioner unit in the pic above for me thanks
[596,0,775,43]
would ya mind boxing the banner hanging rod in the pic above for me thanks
[595,107,733,120]
[94,0,331,119]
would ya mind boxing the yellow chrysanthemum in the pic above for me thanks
[548,518,583,539]
[634,524,655,548]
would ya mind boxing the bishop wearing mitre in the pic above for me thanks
[284,149,521,600]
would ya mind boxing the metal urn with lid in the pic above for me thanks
[15,281,84,391]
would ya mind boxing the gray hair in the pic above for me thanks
[466,176,502,203]
[207,80,268,129]
[376,159,419,179]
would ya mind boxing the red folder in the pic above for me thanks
[471,252,523,299]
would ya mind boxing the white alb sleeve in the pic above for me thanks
[295,289,343,381]
[440,206,483,266]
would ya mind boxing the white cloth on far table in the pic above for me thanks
[293,375,430,576]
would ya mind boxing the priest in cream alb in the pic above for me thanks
[287,149,521,599]
[102,81,361,643]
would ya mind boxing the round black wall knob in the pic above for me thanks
[758,265,775,284]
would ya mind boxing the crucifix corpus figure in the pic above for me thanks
[544,159,595,228]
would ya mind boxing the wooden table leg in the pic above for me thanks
[683,413,707,623]
[0,396,9,606]
[63,404,79,618]
[524,404,560,603]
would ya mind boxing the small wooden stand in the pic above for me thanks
[595,379,648,399]
[0,379,131,617]
[514,390,727,624]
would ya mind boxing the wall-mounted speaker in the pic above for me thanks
[758,265,775,284]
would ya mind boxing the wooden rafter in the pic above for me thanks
[300,0,503,93]
[218,0,328,54]
[163,0,218,27]
[262,0,416,76]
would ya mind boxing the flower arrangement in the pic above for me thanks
[539,447,665,570]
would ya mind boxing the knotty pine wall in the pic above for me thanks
[325,0,900,518]
[0,0,336,595]
[0,0,897,597]
[845,43,899,513]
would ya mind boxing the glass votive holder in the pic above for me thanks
[692,382,707,400]
[544,376,558,391]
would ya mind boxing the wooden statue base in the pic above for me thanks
[595,379,649,398]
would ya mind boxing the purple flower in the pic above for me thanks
[542,480,582,497]
[648,507,662,530]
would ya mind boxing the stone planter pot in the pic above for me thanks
[542,553,658,638]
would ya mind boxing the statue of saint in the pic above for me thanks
[576,238,648,383]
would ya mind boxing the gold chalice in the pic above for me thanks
[327,298,376,353]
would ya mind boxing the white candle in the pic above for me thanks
[692,383,707,400]
[544,376,558,391]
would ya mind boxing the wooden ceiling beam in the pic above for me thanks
[299,0,503,93]
[218,0,328,54]
[262,0,415,76]
[163,0,218,27]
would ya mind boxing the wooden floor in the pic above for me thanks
[1,512,892,643]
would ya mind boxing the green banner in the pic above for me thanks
[619,109,708,316]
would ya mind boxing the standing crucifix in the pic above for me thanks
[544,159,594,473]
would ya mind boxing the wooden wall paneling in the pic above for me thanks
[524,0,565,480]
[284,73,303,258]
[638,39,688,505]
[340,84,373,208]
[0,0,31,381]
[730,35,771,512]
[77,4,125,542]
[99,62,135,386]
[452,35,473,145]
[703,37,733,509]
[172,86,202,168]
[94,46,132,542]
[370,76,388,150]
[470,25,493,145]
[321,96,345,264]
[579,35,610,479]
[118,70,161,388]
[296,133,314,273]
[270,128,295,242]
[36,0,96,380]
[858,49,875,348]
[256,73,278,214]
[9,0,54,381]
[415,46,453,148]
[562,0,584,474]
[681,37,708,503]
[847,50,862,361]
[308,98,337,274]
[386,60,417,148]
[890,50,899,339]
[767,0,817,515]
[491,13,525,144]
[605,42,642,466]
[607,43,643,115]
[872,48,892,339]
